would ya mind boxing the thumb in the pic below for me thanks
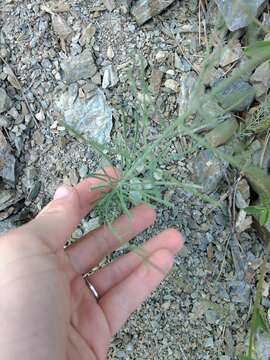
[25,186,81,250]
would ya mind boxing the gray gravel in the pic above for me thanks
[0,0,268,359]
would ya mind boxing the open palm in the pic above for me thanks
[0,167,183,360]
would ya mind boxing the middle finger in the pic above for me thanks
[87,228,183,297]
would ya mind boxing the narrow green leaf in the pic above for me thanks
[255,307,269,333]
[245,40,270,58]
[90,184,107,190]
[144,193,174,208]
[117,190,131,218]
[87,172,116,182]
[245,206,262,215]
[240,356,255,360]
[266,209,270,222]
[260,192,269,205]
[259,209,269,226]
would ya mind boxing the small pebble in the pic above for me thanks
[79,164,88,179]
[107,45,114,60]
[35,109,45,122]
[164,79,179,92]
[156,50,168,62]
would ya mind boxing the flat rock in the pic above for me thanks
[80,82,98,99]
[131,0,175,25]
[195,98,231,132]
[203,67,226,87]
[79,164,88,179]
[60,49,97,84]
[235,209,252,233]
[155,50,168,63]
[261,139,270,173]
[102,65,118,89]
[0,130,16,186]
[0,88,12,113]
[192,149,228,194]
[228,280,251,307]
[250,61,270,102]
[56,87,112,144]
[81,217,100,233]
[235,178,250,209]
[215,0,266,31]
[178,71,198,115]
[205,309,219,325]
[164,79,179,92]
[205,117,238,147]
[79,24,96,47]
[214,79,255,112]
[219,43,242,67]
[52,14,72,40]
[106,46,114,60]
[262,12,270,29]
[0,189,15,212]
[149,68,163,93]
[175,53,192,72]
[92,72,102,85]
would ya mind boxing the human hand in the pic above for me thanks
[0,167,183,360]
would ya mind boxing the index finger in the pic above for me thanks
[20,167,119,250]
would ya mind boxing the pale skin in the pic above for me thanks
[0,167,183,360]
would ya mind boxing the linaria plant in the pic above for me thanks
[62,3,270,358]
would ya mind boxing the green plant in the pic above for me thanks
[64,67,213,226]
[62,5,270,357]
[241,240,270,360]
[246,193,270,226]
[239,95,270,140]
[66,38,270,225]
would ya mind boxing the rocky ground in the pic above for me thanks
[1,0,270,359]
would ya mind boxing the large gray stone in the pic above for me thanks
[56,86,112,144]
[0,130,16,186]
[178,71,198,115]
[205,117,239,147]
[214,79,255,112]
[0,88,12,113]
[228,280,251,306]
[194,98,231,132]
[215,0,266,31]
[131,0,175,25]
[219,43,242,67]
[250,61,270,102]
[192,149,228,194]
[60,49,97,84]
[0,189,15,212]
[175,53,192,72]
[102,65,118,89]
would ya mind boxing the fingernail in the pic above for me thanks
[54,186,72,200]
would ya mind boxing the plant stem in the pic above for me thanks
[120,43,270,184]
[248,239,270,357]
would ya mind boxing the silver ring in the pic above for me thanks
[84,276,99,301]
